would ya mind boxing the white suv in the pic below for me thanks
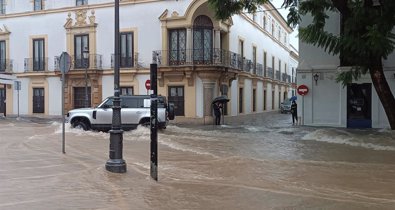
[66,95,175,131]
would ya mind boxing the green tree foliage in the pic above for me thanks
[208,0,395,129]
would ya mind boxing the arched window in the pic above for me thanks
[193,15,213,64]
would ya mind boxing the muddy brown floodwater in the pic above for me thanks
[0,112,395,210]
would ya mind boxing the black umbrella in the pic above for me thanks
[212,95,230,104]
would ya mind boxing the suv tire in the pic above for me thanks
[73,120,90,131]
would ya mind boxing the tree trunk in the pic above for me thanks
[369,61,395,129]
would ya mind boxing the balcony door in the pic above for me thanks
[169,29,186,65]
[193,15,213,64]
[33,39,45,71]
[0,41,5,72]
[74,34,89,68]
[120,32,134,68]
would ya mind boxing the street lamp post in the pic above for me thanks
[83,48,89,108]
[105,0,127,173]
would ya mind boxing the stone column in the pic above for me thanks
[214,30,221,49]
[186,27,192,63]
[214,30,221,63]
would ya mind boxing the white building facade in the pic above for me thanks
[0,0,297,123]
[298,12,395,128]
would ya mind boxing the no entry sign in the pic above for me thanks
[297,84,309,96]
[145,79,151,90]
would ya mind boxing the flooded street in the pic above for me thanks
[0,112,395,210]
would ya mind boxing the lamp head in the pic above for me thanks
[313,73,319,81]
[313,73,319,85]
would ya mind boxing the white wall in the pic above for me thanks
[18,78,30,115]
[47,77,62,115]
[298,11,340,71]
[101,75,113,99]
[244,78,252,114]
[229,15,290,71]
[136,74,150,95]
[196,77,203,117]
[231,79,238,116]
[256,81,263,112]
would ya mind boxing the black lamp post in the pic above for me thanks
[83,47,89,108]
[313,73,319,86]
[105,0,127,173]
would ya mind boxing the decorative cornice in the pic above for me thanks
[158,9,168,20]
[64,9,97,29]
[0,25,11,35]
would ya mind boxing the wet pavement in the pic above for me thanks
[0,112,395,210]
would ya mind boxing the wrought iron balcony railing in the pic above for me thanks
[267,67,274,79]
[111,53,138,68]
[153,48,259,72]
[24,57,49,72]
[275,70,281,80]
[0,59,13,73]
[54,54,103,71]
[263,66,267,77]
[282,73,287,82]
[256,64,263,76]
[152,48,293,84]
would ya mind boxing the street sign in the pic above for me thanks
[59,52,71,74]
[145,79,151,90]
[297,84,309,96]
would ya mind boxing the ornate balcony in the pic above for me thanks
[275,70,281,80]
[24,57,49,72]
[73,54,102,69]
[266,67,273,79]
[111,53,139,68]
[153,48,259,72]
[54,54,103,71]
[152,48,293,85]
[0,59,13,73]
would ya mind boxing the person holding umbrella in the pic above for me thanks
[291,100,298,125]
[212,95,229,125]
[213,102,222,125]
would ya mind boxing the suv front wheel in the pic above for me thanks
[72,119,90,131]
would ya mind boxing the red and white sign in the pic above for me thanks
[297,84,309,96]
[145,79,151,90]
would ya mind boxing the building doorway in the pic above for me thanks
[347,83,372,128]
[168,86,184,116]
[33,88,44,113]
[73,87,91,109]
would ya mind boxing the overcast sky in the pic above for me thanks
[270,0,299,50]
